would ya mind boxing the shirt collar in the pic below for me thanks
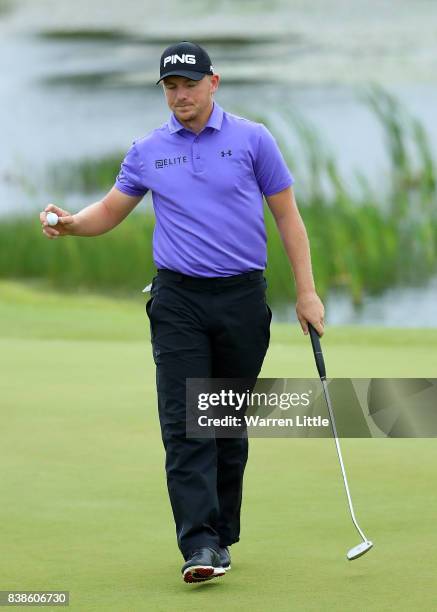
[168,101,224,135]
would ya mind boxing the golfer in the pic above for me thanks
[40,41,325,583]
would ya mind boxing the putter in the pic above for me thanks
[308,323,374,561]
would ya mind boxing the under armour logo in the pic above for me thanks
[221,150,232,157]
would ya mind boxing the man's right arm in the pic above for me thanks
[40,187,143,239]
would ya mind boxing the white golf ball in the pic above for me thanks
[46,212,59,226]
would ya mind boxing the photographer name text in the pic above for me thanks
[198,415,329,428]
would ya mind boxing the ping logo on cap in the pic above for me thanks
[157,42,213,84]
[163,54,197,67]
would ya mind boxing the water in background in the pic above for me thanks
[1,0,436,326]
[275,275,437,328]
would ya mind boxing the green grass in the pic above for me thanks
[0,215,155,296]
[1,281,437,610]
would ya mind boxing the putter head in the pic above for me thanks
[347,540,373,561]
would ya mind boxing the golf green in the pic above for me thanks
[1,281,436,611]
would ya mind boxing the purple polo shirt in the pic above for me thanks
[115,101,294,277]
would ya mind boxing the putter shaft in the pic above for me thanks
[320,378,369,543]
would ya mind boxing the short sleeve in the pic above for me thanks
[115,141,149,197]
[254,124,295,196]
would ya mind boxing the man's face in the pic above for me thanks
[162,74,219,122]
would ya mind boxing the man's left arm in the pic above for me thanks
[265,186,325,336]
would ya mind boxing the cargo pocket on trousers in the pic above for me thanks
[144,275,158,322]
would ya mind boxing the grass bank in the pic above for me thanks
[1,281,436,611]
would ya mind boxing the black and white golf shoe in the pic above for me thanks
[182,547,226,583]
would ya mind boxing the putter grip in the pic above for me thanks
[308,323,326,379]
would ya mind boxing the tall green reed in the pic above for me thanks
[1,212,155,296]
[261,86,437,305]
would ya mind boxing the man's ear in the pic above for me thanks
[210,74,220,93]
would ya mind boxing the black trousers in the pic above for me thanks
[145,268,272,560]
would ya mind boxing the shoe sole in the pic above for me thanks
[223,564,231,571]
[183,565,226,583]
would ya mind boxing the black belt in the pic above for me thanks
[157,268,264,288]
